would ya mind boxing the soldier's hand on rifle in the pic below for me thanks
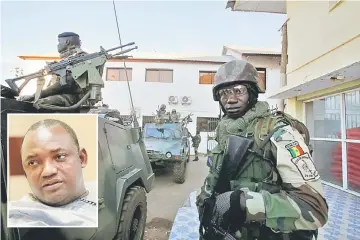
[212,190,246,232]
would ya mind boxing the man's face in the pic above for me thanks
[21,125,87,206]
[218,84,250,118]
[57,37,70,54]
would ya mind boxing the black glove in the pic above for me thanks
[211,190,246,232]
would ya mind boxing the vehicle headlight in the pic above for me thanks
[166,152,172,158]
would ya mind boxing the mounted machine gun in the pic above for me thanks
[5,42,137,110]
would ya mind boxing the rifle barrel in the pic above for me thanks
[105,42,135,53]
[111,46,138,57]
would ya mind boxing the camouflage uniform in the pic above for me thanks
[158,104,167,116]
[170,109,180,123]
[191,132,201,161]
[19,32,87,106]
[155,104,169,124]
[196,60,328,240]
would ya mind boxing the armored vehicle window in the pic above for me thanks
[145,127,173,139]
[106,67,132,81]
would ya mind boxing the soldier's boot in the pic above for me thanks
[193,148,199,161]
[193,151,199,161]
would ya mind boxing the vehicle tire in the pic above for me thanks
[114,186,147,240]
[173,160,187,184]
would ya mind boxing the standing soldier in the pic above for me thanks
[19,32,89,106]
[170,109,180,123]
[158,104,167,117]
[190,131,201,161]
[196,59,328,240]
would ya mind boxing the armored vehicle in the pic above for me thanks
[144,106,192,184]
[1,41,154,240]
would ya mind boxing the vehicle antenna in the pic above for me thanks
[112,0,139,127]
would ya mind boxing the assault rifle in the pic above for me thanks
[199,135,253,240]
[180,113,193,126]
[5,42,137,108]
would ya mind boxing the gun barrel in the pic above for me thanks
[111,46,138,57]
[105,42,135,53]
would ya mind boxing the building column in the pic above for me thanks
[285,97,304,122]
[279,21,288,111]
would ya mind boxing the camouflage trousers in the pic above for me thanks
[35,94,80,107]
[194,147,199,158]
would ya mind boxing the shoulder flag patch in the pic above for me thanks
[285,141,305,158]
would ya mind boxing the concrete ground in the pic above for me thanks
[144,156,209,240]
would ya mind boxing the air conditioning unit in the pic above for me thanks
[180,96,192,105]
[168,96,178,104]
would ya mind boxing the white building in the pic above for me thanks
[16,46,281,154]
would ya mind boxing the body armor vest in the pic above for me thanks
[210,113,317,240]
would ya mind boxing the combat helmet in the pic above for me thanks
[160,104,166,110]
[212,59,264,101]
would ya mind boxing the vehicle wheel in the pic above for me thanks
[173,160,187,184]
[114,186,147,240]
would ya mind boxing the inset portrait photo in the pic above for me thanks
[7,114,98,228]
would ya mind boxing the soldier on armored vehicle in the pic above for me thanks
[169,109,181,123]
[18,32,89,107]
[144,105,192,183]
[1,32,154,240]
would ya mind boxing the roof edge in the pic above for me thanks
[225,0,236,10]
[223,46,281,56]
[17,56,227,65]
[228,0,287,14]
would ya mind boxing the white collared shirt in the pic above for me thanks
[8,183,97,227]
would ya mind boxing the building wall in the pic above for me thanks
[103,61,221,117]
[103,60,223,155]
[282,1,360,194]
[286,1,360,86]
[17,55,282,154]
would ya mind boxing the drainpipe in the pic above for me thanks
[279,21,288,111]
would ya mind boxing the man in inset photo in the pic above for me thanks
[8,118,97,227]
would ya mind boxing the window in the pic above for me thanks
[145,69,173,83]
[199,71,216,84]
[106,67,132,81]
[305,89,360,193]
[196,117,220,132]
[256,68,266,93]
